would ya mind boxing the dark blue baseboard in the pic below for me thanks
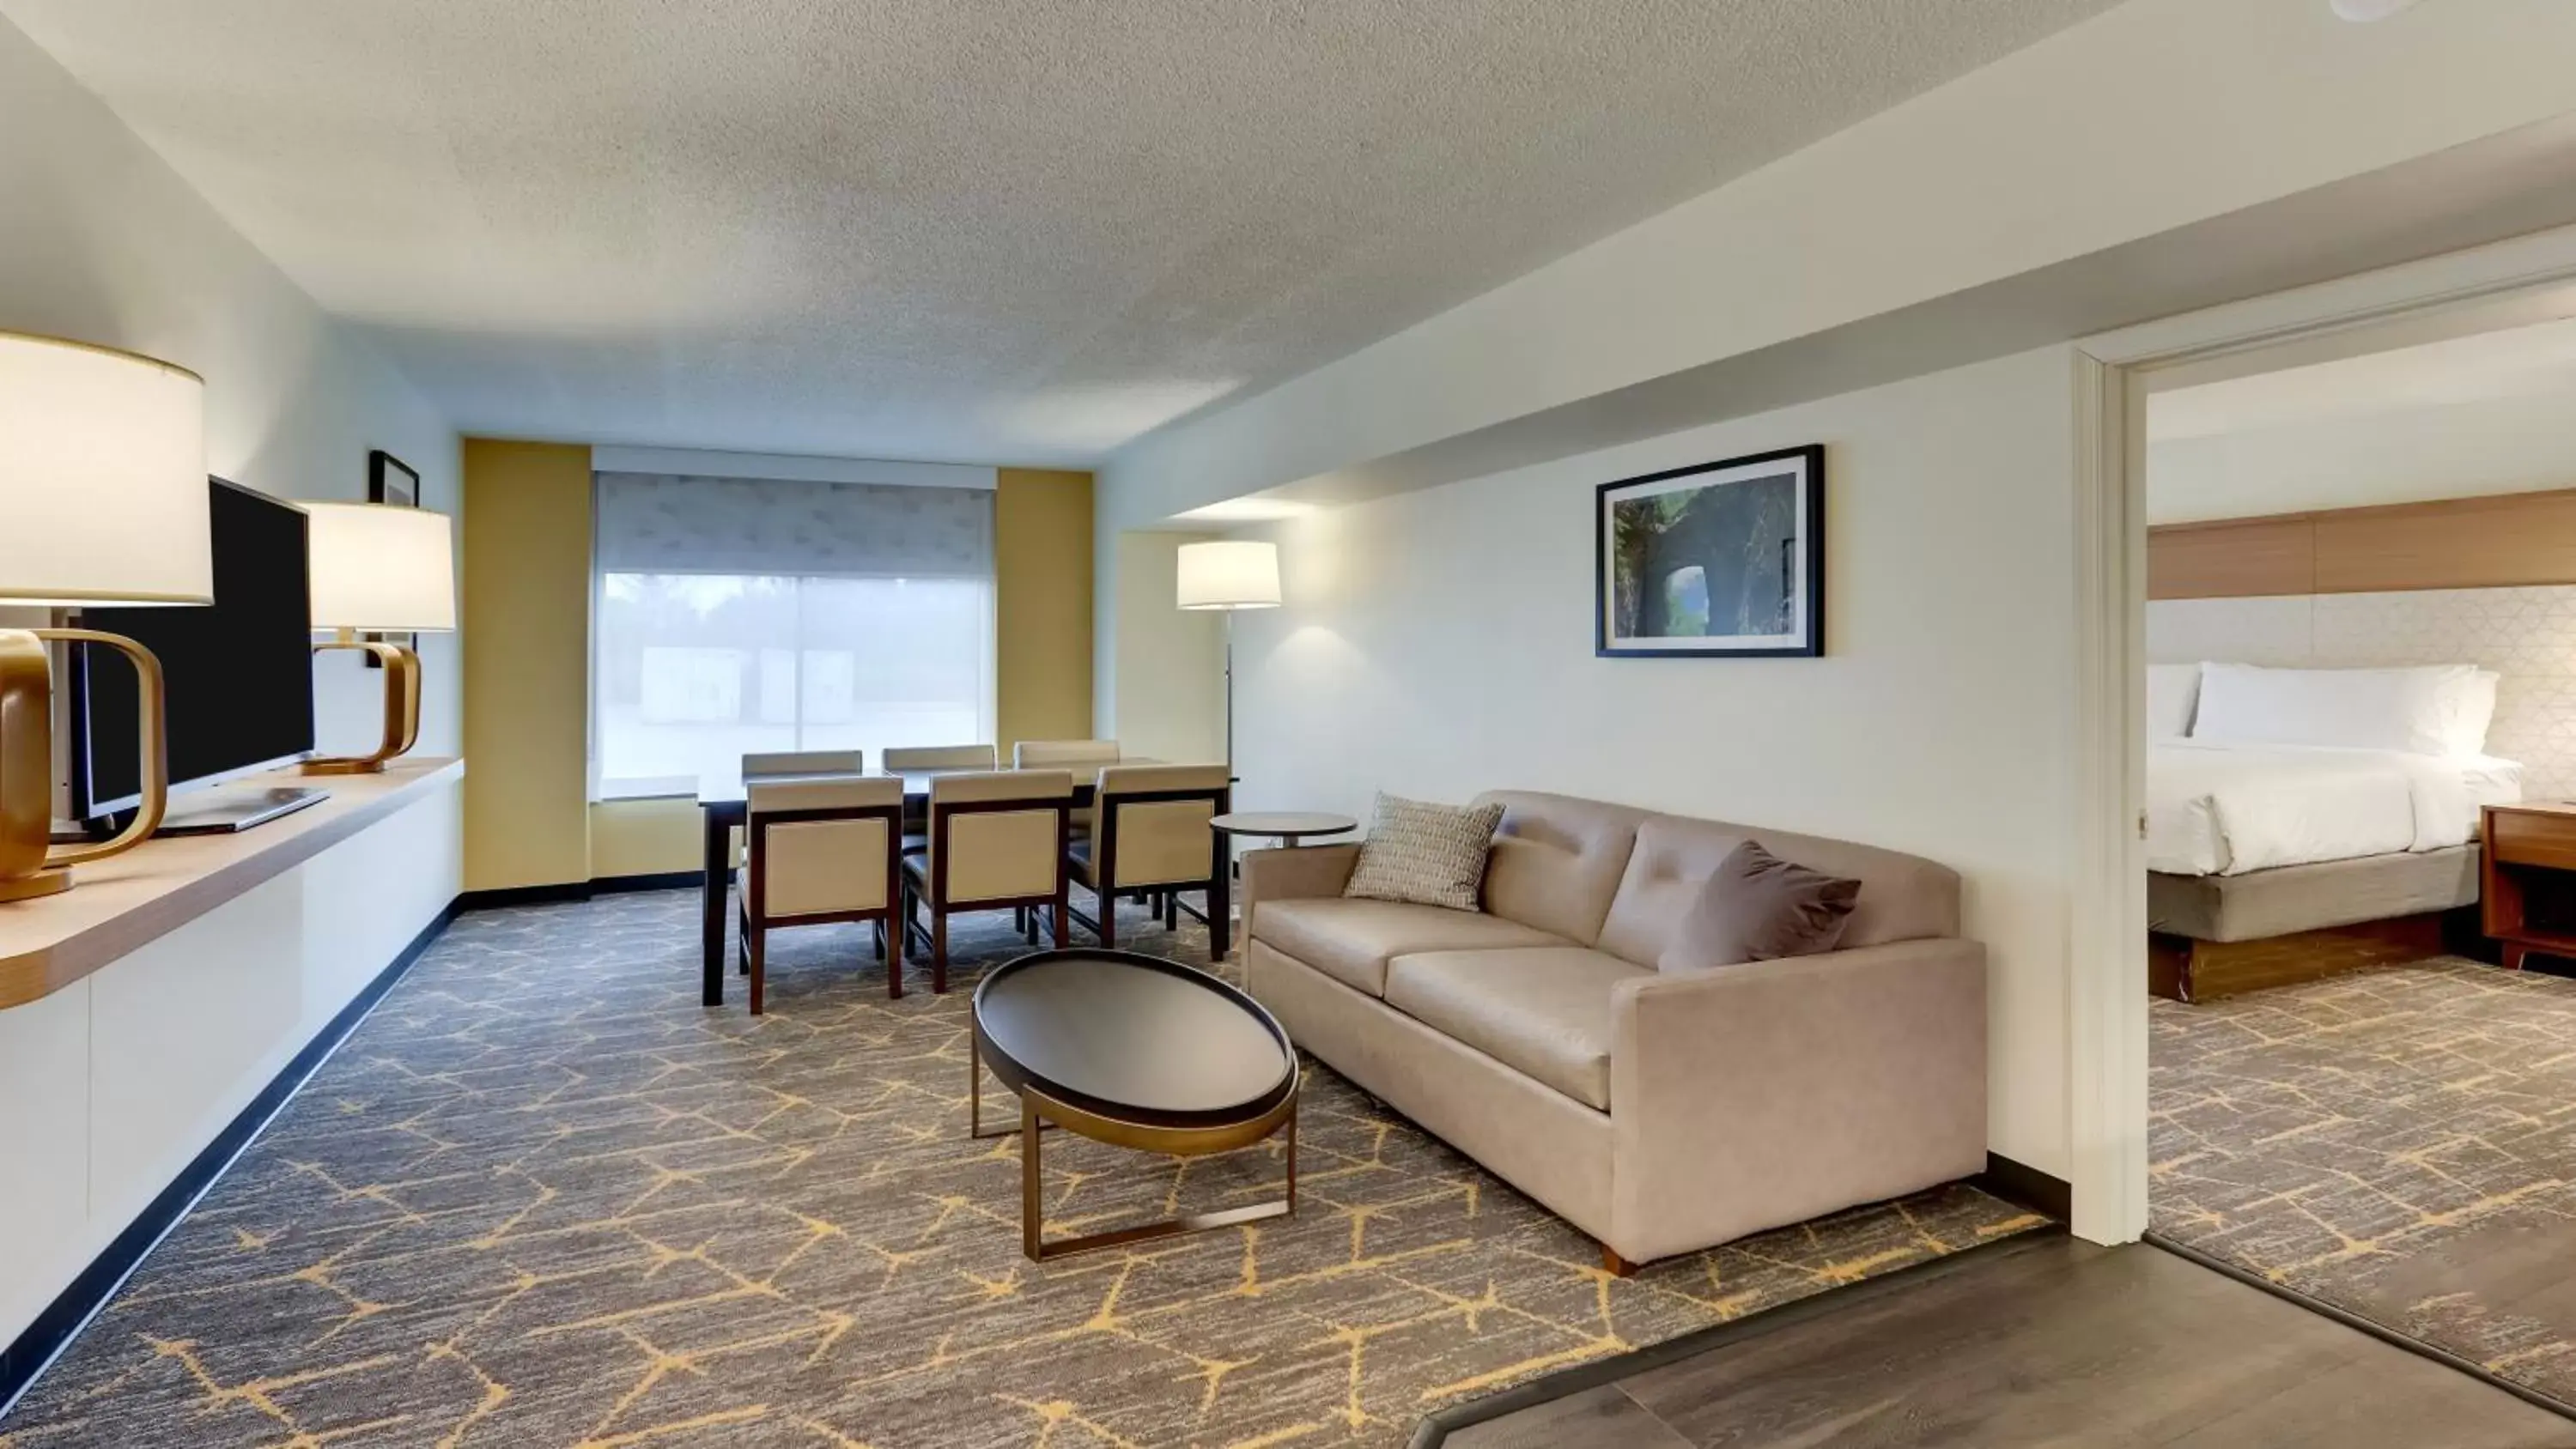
[0,898,462,1418]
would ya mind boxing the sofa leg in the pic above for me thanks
[1601,1244,1639,1278]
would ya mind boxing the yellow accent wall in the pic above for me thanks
[994,469,1096,755]
[460,439,593,890]
[456,458,1095,884]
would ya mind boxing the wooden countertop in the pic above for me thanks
[0,757,465,1010]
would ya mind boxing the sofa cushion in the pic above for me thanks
[1382,947,1649,1110]
[1472,791,1646,946]
[1344,793,1507,910]
[1659,840,1862,970]
[1251,898,1566,997]
[1598,815,1961,967]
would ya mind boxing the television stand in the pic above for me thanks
[155,786,331,836]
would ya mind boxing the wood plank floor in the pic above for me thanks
[1441,1237,2576,1448]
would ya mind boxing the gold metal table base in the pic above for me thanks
[972,1027,1297,1262]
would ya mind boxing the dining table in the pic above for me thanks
[694,761,1158,1005]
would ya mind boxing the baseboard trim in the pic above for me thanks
[454,870,702,912]
[0,899,462,1419]
[1971,1151,2074,1221]
[1406,1226,2063,1447]
[2145,1234,2576,1425]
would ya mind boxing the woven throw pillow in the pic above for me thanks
[1658,839,1862,971]
[1343,792,1505,912]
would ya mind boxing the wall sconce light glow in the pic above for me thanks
[1176,540,1281,610]
[2329,0,2421,19]
[1173,497,1316,524]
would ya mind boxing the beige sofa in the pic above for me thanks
[1239,790,1986,1271]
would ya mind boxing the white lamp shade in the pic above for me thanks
[0,333,210,605]
[306,502,456,631]
[1176,540,1281,610]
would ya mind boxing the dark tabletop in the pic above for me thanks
[974,952,1293,1122]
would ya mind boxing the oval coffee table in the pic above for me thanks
[970,949,1299,1260]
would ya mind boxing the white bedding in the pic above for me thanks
[2148,739,2524,876]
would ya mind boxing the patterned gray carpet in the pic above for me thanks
[1,889,2039,1447]
[2154,958,2576,1407]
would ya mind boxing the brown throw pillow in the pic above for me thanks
[1343,792,1506,912]
[1658,840,1862,971]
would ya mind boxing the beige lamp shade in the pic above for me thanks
[1176,540,1281,610]
[0,333,210,605]
[305,502,456,631]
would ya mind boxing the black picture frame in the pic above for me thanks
[363,451,421,664]
[368,449,419,507]
[1595,443,1825,658]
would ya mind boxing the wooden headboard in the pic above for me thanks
[2148,487,2576,600]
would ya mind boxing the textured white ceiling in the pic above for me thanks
[6,0,2118,464]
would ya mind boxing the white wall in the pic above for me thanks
[0,15,461,764]
[1225,348,2083,1176]
[1104,532,1227,763]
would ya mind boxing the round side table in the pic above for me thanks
[1208,812,1358,961]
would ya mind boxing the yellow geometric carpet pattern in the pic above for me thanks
[2153,957,2576,1407]
[1,890,2040,1447]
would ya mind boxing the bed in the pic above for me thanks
[2147,662,2522,1001]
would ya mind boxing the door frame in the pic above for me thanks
[2063,222,2576,1246]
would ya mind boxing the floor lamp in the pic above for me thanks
[1175,540,1281,765]
[0,333,208,902]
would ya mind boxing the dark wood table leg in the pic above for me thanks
[1208,858,1230,963]
[701,804,730,1006]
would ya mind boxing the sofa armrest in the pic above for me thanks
[1607,938,1989,1262]
[1236,844,1360,953]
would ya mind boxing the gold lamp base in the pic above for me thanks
[1,626,169,905]
[302,630,422,775]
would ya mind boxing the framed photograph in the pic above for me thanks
[364,451,421,663]
[368,449,419,507]
[1596,444,1824,658]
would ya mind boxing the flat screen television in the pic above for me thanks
[71,477,316,819]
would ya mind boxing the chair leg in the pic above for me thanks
[1098,885,1117,949]
[872,919,885,961]
[737,902,750,974]
[1053,892,1070,949]
[1164,891,1179,931]
[747,924,766,1016]
[933,912,949,994]
[1014,906,1027,933]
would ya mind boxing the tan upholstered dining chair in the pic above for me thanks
[900,770,1074,992]
[737,776,904,1013]
[742,749,865,775]
[881,744,997,771]
[1068,764,1230,949]
[1012,739,1120,769]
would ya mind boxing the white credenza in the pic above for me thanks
[0,758,464,1356]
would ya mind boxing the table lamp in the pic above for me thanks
[0,333,207,903]
[301,501,455,774]
[1176,539,1281,765]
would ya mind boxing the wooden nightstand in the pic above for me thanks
[2481,802,2576,970]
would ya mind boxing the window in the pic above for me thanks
[590,473,994,799]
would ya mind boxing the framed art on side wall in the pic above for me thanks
[1597,444,1824,658]
[364,450,421,663]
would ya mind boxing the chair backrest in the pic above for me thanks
[746,776,902,919]
[882,743,998,772]
[1094,764,1230,889]
[1013,739,1121,769]
[927,770,1074,905]
[743,749,866,777]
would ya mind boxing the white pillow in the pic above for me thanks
[2145,664,2202,738]
[2447,669,2500,756]
[2192,663,2483,757]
